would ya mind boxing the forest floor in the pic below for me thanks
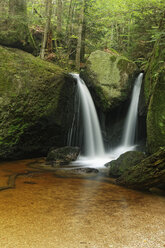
[0,158,165,248]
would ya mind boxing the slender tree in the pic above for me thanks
[75,0,85,70]
[40,0,52,59]
[66,0,74,37]
[57,0,63,34]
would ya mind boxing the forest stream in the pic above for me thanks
[0,158,165,248]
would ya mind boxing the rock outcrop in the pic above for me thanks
[144,31,165,153]
[0,45,75,160]
[80,49,138,112]
[116,147,165,190]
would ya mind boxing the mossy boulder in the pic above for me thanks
[106,151,146,178]
[116,147,165,190]
[46,146,80,166]
[0,18,36,53]
[144,32,165,154]
[0,45,75,160]
[146,70,165,153]
[80,50,138,111]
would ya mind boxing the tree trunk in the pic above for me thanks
[66,0,73,37]
[9,0,27,17]
[110,23,114,45]
[0,0,7,18]
[0,0,36,52]
[57,0,63,34]
[40,0,52,59]
[127,15,132,51]
[65,0,75,59]
[75,0,85,70]
[80,6,86,62]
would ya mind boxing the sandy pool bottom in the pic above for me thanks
[0,159,165,248]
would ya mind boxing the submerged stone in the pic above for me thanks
[53,167,99,178]
[46,146,80,166]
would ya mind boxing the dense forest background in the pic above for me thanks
[0,0,164,69]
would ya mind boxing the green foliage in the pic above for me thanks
[80,49,137,111]
[1,0,165,66]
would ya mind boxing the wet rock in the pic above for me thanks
[73,167,99,174]
[106,151,146,178]
[116,147,165,190]
[46,146,80,167]
[53,167,99,178]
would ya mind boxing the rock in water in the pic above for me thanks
[46,146,80,166]
[116,147,165,190]
[106,151,146,178]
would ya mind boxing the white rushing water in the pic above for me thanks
[70,73,105,158]
[108,73,144,162]
[69,73,143,168]
[122,73,143,146]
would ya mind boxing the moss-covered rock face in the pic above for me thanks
[116,147,165,190]
[0,18,35,53]
[144,35,165,154]
[0,45,75,160]
[80,50,138,111]
[106,151,146,178]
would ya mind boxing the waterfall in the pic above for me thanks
[69,73,105,158]
[108,73,144,161]
[122,73,143,146]
[68,73,143,167]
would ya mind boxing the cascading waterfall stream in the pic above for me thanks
[68,73,143,167]
[70,73,105,158]
[122,73,144,147]
[110,73,144,159]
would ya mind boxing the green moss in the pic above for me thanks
[107,151,146,178]
[110,56,117,63]
[0,18,36,52]
[144,35,165,153]
[144,39,165,105]
[81,50,138,111]
[116,147,165,190]
[147,69,165,153]
[0,46,63,96]
[0,45,73,160]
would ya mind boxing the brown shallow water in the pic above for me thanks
[0,158,165,248]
